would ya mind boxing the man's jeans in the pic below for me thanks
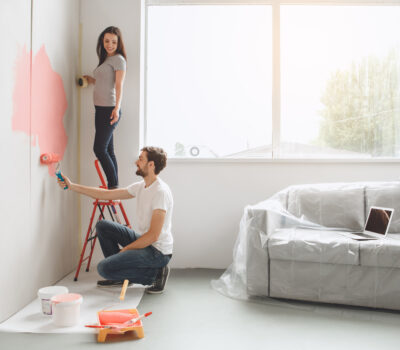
[96,220,171,285]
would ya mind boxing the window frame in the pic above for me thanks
[143,0,400,161]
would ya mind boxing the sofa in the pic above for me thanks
[213,181,400,311]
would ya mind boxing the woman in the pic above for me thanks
[84,26,127,189]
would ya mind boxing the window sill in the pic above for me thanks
[168,157,400,164]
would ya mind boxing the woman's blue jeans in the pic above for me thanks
[93,106,120,189]
[96,220,171,285]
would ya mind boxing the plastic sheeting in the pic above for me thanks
[211,181,400,311]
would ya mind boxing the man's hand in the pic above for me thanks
[57,172,72,190]
[118,210,166,251]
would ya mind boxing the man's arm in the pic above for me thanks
[57,173,134,201]
[120,209,166,251]
[70,183,133,200]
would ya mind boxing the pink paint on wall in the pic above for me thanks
[12,45,68,175]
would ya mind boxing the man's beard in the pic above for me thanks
[136,168,147,177]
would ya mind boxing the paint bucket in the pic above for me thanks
[37,286,69,315]
[51,293,83,327]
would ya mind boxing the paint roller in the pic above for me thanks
[40,153,68,189]
[96,279,131,314]
[77,76,88,88]
[40,153,61,164]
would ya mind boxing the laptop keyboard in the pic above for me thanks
[350,233,377,240]
[338,232,377,240]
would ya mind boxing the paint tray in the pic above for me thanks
[96,308,144,342]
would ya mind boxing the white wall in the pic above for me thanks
[0,0,31,322]
[161,160,400,268]
[30,0,80,286]
[0,0,79,322]
[79,0,142,265]
[1,0,398,323]
[79,0,400,270]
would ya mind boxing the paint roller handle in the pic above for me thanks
[56,171,68,190]
[119,279,129,301]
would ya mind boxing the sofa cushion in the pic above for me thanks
[287,183,365,231]
[270,260,400,310]
[359,234,400,268]
[268,228,359,265]
[365,182,400,233]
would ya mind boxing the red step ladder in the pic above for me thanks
[74,160,131,281]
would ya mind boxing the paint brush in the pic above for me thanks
[85,313,152,330]
[122,312,152,325]
[85,324,113,329]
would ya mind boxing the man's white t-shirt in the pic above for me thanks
[126,178,173,255]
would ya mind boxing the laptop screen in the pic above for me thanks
[365,207,393,235]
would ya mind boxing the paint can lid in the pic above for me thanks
[38,286,69,300]
[51,293,83,306]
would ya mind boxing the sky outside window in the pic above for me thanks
[146,5,272,158]
[281,6,400,158]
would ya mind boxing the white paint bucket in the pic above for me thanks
[51,293,83,327]
[37,286,69,315]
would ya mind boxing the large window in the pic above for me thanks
[145,1,400,159]
[146,4,272,158]
[281,5,400,158]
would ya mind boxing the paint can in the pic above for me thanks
[37,286,69,315]
[51,293,83,327]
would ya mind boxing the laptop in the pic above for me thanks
[340,206,394,241]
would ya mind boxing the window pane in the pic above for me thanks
[147,5,272,158]
[281,6,400,158]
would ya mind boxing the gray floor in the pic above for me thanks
[2,269,400,349]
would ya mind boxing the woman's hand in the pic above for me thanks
[110,107,120,125]
[83,75,95,85]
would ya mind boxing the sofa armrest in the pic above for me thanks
[246,208,270,297]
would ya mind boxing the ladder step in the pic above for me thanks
[74,160,132,281]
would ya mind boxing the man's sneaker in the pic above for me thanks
[146,266,170,294]
[97,279,133,288]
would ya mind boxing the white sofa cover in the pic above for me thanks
[212,181,400,310]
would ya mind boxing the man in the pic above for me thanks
[57,146,173,294]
